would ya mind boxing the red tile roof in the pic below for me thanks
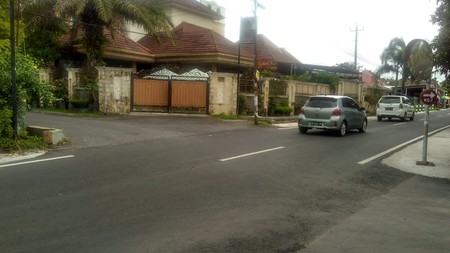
[59,28,155,62]
[138,22,244,57]
[241,34,301,65]
[60,28,151,55]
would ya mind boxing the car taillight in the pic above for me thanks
[332,108,342,116]
[299,107,305,115]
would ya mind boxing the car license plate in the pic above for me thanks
[310,122,323,126]
[385,107,393,110]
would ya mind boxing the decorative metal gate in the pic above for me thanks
[132,69,209,113]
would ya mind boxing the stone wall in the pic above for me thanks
[208,72,238,115]
[337,80,362,101]
[97,67,133,114]
[258,78,363,116]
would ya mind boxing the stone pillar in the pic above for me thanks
[96,67,133,114]
[208,72,238,115]
[66,68,79,100]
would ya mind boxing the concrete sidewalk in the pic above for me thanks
[382,126,450,179]
[301,127,450,253]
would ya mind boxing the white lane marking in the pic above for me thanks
[0,155,75,168]
[358,125,450,165]
[394,122,406,126]
[220,146,285,162]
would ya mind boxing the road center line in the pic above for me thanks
[358,125,450,165]
[0,155,75,168]
[220,146,285,162]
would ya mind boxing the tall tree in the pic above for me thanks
[0,0,23,50]
[54,0,173,85]
[377,37,406,88]
[432,0,450,79]
[22,0,69,67]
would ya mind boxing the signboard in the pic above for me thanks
[239,17,257,43]
[420,89,438,105]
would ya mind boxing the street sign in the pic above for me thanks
[420,89,438,105]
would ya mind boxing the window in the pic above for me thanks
[306,97,337,108]
[343,98,359,109]
[380,97,400,104]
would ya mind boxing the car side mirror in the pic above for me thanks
[360,107,366,111]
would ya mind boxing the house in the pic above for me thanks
[126,0,226,42]
[245,34,302,76]
[56,0,358,116]
[137,22,253,74]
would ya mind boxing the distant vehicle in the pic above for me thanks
[376,95,414,121]
[298,95,367,137]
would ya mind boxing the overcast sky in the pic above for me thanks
[213,0,439,76]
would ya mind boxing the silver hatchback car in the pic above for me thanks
[298,95,368,136]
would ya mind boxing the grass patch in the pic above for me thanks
[0,132,47,154]
[257,120,272,127]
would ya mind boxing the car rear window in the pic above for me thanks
[305,97,337,108]
[380,97,400,103]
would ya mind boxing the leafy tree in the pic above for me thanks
[22,0,69,67]
[334,61,363,72]
[0,0,12,49]
[0,48,55,129]
[432,0,450,79]
[53,0,174,86]
[377,37,406,88]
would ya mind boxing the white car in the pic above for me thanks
[376,95,415,121]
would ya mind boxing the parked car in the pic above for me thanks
[298,95,367,136]
[376,95,414,121]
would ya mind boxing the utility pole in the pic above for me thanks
[10,0,18,135]
[350,24,364,70]
[252,0,264,125]
[252,0,258,125]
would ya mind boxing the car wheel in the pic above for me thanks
[358,119,368,133]
[338,121,347,137]
[410,112,415,121]
[299,127,308,134]
[400,113,406,121]
[377,116,382,121]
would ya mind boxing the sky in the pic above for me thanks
[213,0,439,75]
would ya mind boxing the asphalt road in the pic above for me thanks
[1,110,449,253]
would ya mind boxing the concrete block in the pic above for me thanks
[27,126,64,145]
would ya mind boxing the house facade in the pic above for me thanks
[126,0,225,42]
[54,0,367,116]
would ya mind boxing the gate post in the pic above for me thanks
[168,76,172,113]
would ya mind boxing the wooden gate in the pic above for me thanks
[132,77,208,113]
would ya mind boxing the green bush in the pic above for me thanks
[0,131,46,153]
[268,97,292,116]
[1,49,55,129]
[238,94,248,115]
[0,109,14,138]
[274,106,293,116]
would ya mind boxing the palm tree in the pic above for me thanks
[377,37,406,92]
[54,0,173,84]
